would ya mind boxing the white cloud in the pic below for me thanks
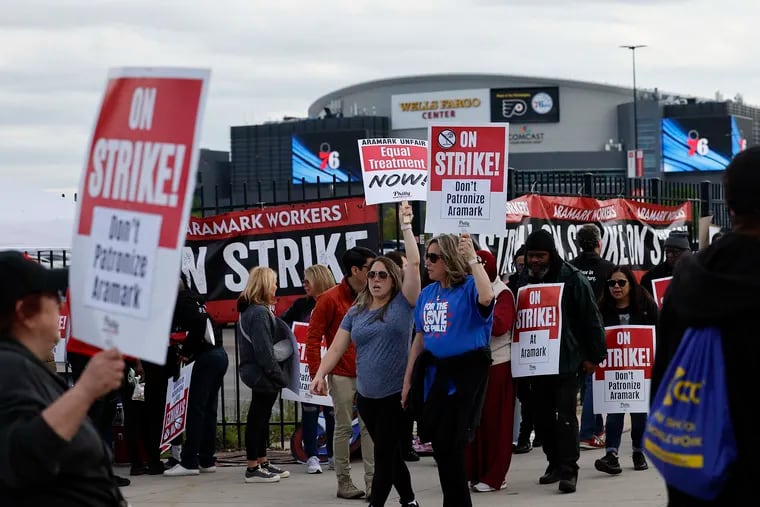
[2,0,759,192]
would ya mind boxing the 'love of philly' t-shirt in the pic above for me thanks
[414,275,494,358]
[340,291,414,399]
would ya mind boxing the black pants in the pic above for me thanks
[246,392,278,460]
[143,360,172,466]
[516,377,541,444]
[430,395,471,507]
[119,364,150,468]
[69,352,117,445]
[357,393,415,506]
[181,347,229,469]
[532,373,580,479]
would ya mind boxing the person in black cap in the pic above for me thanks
[513,229,606,494]
[640,230,691,296]
[0,250,127,506]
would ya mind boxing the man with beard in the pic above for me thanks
[515,229,606,493]
[650,146,760,505]
[640,231,691,296]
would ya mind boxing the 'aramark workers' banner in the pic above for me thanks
[594,325,656,414]
[425,124,509,235]
[70,67,210,364]
[358,138,428,204]
[484,194,692,276]
[182,197,379,324]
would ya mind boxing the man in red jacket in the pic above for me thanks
[306,246,376,500]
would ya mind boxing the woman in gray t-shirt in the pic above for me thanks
[311,203,421,507]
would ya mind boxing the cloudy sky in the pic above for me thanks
[2,0,756,195]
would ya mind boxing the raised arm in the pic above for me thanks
[400,201,421,305]
[459,233,494,307]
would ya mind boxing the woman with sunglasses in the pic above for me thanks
[402,233,494,507]
[594,266,658,476]
[311,202,421,507]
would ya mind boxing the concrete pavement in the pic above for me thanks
[122,441,668,506]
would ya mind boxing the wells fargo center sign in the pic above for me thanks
[390,88,490,130]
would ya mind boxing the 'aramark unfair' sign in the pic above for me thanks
[70,67,210,364]
[425,124,509,235]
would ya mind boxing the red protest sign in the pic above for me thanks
[512,283,564,377]
[651,276,673,310]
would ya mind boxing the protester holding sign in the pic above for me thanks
[649,147,760,505]
[403,232,494,507]
[640,231,691,297]
[311,202,421,507]
[593,266,657,476]
[513,229,605,494]
[0,251,127,506]
[281,264,337,475]
[237,267,292,484]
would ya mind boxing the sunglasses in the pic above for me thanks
[607,279,628,288]
[367,270,389,280]
[425,252,443,263]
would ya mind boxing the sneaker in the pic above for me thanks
[129,464,149,476]
[114,475,131,487]
[199,465,217,474]
[539,465,561,485]
[261,461,290,478]
[595,451,622,475]
[165,457,180,468]
[632,451,649,471]
[403,501,420,506]
[306,456,323,474]
[579,434,605,449]
[471,482,496,492]
[327,457,335,470]
[164,463,200,477]
[244,466,280,483]
[558,474,577,494]
[513,441,532,454]
[403,448,420,462]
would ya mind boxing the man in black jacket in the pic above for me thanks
[651,147,760,505]
[570,224,613,450]
[515,229,606,494]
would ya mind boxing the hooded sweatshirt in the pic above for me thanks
[652,232,760,506]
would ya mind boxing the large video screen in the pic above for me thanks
[292,130,366,183]
[662,115,751,172]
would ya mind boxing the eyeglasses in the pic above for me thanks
[425,252,443,263]
[367,270,389,280]
[607,279,628,288]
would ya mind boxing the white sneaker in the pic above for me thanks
[164,464,200,477]
[199,465,216,474]
[306,456,322,474]
[327,457,335,470]
[472,482,496,492]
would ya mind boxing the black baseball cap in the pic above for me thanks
[0,251,69,312]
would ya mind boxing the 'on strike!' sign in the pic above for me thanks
[425,124,509,235]
[70,67,210,364]
[593,325,656,414]
[511,283,564,377]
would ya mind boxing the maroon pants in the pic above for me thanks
[464,362,516,489]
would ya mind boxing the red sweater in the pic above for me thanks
[306,278,357,378]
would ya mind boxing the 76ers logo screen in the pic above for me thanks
[662,115,751,172]
[292,130,365,183]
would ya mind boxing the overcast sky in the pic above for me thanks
[2,0,756,194]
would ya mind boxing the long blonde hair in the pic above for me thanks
[428,234,469,286]
[304,264,336,297]
[239,266,277,306]
[352,256,403,320]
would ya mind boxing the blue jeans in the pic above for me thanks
[180,347,229,469]
[579,374,604,439]
[302,402,335,459]
[605,412,647,454]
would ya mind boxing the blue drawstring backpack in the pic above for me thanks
[643,327,737,500]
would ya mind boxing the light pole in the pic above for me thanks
[620,45,646,151]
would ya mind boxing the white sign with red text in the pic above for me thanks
[358,138,428,205]
[281,322,333,407]
[425,124,509,235]
[651,276,673,310]
[160,361,194,451]
[593,325,655,414]
[70,67,209,364]
[512,283,564,377]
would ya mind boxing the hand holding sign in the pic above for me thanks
[310,375,328,396]
[78,348,125,402]
[458,232,476,261]
[399,200,413,226]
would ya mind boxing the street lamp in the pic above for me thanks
[620,45,647,151]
